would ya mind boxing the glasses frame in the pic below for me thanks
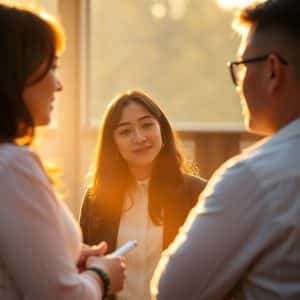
[227,53,288,86]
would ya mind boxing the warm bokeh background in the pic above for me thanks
[88,0,241,125]
[9,0,261,216]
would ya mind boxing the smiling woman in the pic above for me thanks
[113,101,163,178]
[23,58,63,126]
[0,3,126,299]
[80,90,207,300]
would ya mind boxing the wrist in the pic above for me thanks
[87,267,110,299]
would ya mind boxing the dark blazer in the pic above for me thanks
[80,174,205,300]
[80,174,206,252]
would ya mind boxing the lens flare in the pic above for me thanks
[217,0,256,9]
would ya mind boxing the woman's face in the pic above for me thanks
[23,57,63,126]
[113,101,163,171]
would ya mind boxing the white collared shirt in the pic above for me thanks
[0,144,102,299]
[117,179,163,300]
[152,118,300,300]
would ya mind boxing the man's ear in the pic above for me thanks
[267,53,284,93]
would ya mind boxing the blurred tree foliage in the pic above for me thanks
[88,0,242,126]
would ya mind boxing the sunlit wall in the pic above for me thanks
[2,0,57,13]
[87,0,242,127]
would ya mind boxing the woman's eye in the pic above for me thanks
[51,60,59,71]
[142,122,154,129]
[119,128,131,136]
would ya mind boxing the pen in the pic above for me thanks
[111,240,138,256]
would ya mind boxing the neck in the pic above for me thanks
[273,113,300,133]
[129,164,152,181]
[271,93,300,133]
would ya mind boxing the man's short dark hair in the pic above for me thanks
[233,0,300,79]
[235,0,300,38]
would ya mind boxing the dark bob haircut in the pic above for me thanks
[0,3,64,143]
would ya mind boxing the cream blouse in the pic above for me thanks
[116,179,163,300]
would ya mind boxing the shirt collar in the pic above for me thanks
[242,117,300,155]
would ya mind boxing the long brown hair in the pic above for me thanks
[0,3,64,144]
[89,90,192,224]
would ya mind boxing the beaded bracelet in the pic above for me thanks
[87,267,110,299]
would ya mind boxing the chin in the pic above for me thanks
[35,118,51,127]
[242,114,250,129]
[134,160,154,168]
[245,117,256,133]
[131,157,155,168]
[247,120,269,136]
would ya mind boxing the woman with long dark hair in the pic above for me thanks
[0,3,125,299]
[80,90,206,300]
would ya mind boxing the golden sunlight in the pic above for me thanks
[217,0,256,9]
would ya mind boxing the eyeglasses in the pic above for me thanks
[227,53,288,86]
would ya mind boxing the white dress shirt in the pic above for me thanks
[0,144,102,299]
[117,179,163,300]
[152,118,300,300]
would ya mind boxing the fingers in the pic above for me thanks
[93,241,108,255]
[112,256,127,293]
[78,242,108,272]
[86,255,127,294]
[83,241,108,258]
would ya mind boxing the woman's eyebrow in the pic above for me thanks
[116,115,154,128]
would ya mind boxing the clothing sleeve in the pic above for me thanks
[0,154,102,299]
[186,175,206,207]
[151,158,283,300]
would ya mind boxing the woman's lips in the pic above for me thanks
[132,145,152,154]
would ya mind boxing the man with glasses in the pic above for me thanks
[151,0,300,299]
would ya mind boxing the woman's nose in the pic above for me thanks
[55,78,63,92]
[133,129,146,143]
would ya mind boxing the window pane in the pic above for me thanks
[88,0,241,126]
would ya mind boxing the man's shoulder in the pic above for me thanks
[182,173,207,199]
[222,132,300,189]
[183,173,206,188]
